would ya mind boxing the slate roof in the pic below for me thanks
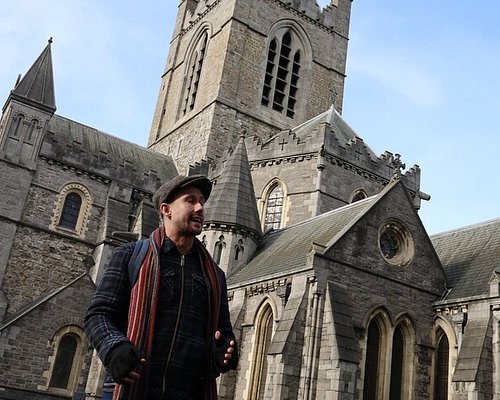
[227,195,378,286]
[431,218,500,301]
[204,136,262,236]
[8,39,56,113]
[41,115,178,190]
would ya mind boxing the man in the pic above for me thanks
[84,175,238,400]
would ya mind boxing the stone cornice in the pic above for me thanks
[204,222,261,240]
[180,0,221,35]
[246,278,289,297]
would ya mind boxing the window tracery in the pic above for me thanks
[263,183,284,230]
[261,28,302,118]
[181,30,209,116]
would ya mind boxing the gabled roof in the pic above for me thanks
[204,136,262,237]
[7,39,56,113]
[431,218,500,300]
[227,194,378,286]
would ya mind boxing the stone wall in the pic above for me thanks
[0,277,94,396]
[149,0,351,173]
[2,225,94,317]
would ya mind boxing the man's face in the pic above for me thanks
[161,186,205,237]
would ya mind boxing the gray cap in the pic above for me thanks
[152,175,212,211]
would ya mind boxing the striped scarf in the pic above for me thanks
[113,227,221,400]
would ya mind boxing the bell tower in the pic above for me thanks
[148,0,352,173]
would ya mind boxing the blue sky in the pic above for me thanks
[1,1,498,235]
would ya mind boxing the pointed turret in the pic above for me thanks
[0,39,56,168]
[6,38,56,113]
[205,135,262,236]
[203,135,262,275]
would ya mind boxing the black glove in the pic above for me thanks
[107,342,142,384]
[214,336,238,373]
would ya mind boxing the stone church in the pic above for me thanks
[0,0,499,399]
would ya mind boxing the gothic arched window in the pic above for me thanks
[12,113,25,138]
[46,326,86,396]
[213,235,225,264]
[261,29,302,118]
[235,239,244,261]
[263,183,284,230]
[49,334,78,389]
[434,331,449,400]
[26,118,39,143]
[389,326,404,400]
[182,30,209,116]
[363,319,382,400]
[58,192,82,230]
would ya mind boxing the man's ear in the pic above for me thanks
[160,203,171,218]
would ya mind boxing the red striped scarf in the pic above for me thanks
[113,227,221,400]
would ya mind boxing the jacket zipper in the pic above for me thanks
[161,254,185,397]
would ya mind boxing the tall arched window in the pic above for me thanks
[52,184,92,237]
[434,331,449,400]
[248,303,274,400]
[58,192,82,230]
[261,29,302,118]
[26,118,39,143]
[389,326,404,400]
[12,113,25,138]
[363,319,382,400]
[49,334,78,389]
[235,239,244,261]
[45,326,86,396]
[213,235,225,264]
[264,184,284,230]
[182,31,209,116]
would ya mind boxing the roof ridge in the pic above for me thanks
[431,217,500,238]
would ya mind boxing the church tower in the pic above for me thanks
[0,39,56,320]
[148,0,352,173]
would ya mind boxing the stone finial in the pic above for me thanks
[389,153,405,179]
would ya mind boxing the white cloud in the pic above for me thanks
[348,49,444,108]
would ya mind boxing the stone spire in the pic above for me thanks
[7,38,56,113]
[204,135,262,238]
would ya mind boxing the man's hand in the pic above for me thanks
[214,331,238,371]
[108,342,146,384]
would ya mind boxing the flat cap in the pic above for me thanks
[153,175,212,211]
